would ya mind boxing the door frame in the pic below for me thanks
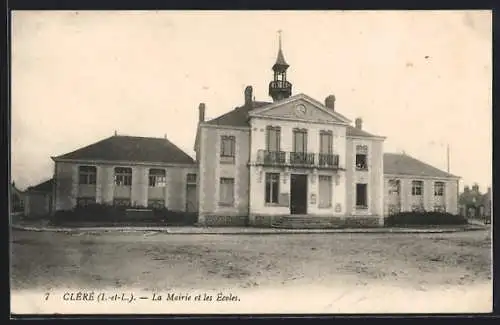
[290,173,308,215]
[185,183,198,212]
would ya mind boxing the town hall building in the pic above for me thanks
[26,38,460,227]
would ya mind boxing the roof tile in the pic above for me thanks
[383,153,458,178]
[55,135,195,164]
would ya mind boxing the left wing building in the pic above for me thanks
[36,39,460,226]
[51,135,199,213]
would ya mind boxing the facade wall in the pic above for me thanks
[383,175,459,215]
[55,162,75,211]
[345,137,384,219]
[54,161,197,212]
[249,117,347,167]
[198,125,250,222]
[248,167,344,219]
[248,117,348,220]
[25,192,52,217]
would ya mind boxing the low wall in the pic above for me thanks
[200,214,383,228]
[201,215,249,227]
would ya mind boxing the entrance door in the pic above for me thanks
[290,174,308,215]
[185,184,198,212]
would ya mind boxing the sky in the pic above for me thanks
[11,10,492,192]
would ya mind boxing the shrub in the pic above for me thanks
[385,211,468,226]
[51,203,198,226]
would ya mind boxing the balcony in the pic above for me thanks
[269,80,292,96]
[255,150,342,170]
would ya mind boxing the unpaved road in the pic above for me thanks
[10,229,492,313]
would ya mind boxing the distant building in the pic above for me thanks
[459,184,492,220]
[383,153,460,215]
[24,178,53,218]
[10,182,24,213]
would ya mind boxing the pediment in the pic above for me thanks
[248,94,351,125]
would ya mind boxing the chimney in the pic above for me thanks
[198,103,206,123]
[245,86,253,107]
[355,118,363,130]
[325,95,336,110]
[164,133,167,139]
[114,130,117,136]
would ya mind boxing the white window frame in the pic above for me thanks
[149,169,166,188]
[318,175,333,208]
[219,178,235,206]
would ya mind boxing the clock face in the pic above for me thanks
[295,104,307,116]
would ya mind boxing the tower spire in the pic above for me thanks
[278,29,282,50]
[273,30,289,70]
[269,30,292,102]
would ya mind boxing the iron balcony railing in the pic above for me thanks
[289,152,315,165]
[256,150,341,169]
[261,150,287,165]
[269,80,292,94]
[318,153,340,167]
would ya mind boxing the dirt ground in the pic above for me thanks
[10,229,492,313]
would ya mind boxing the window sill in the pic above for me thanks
[265,202,287,207]
[220,157,235,164]
[355,205,368,210]
[218,202,235,207]
[355,168,369,171]
[318,205,332,209]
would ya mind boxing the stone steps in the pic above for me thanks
[271,215,382,229]
[271,216,345,229]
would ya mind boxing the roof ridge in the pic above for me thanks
[114,134,169,140]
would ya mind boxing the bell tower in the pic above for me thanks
[269,30,292,102]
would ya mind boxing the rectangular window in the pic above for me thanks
[319,131,333,154]
[355,183,368,208]
[412,204,424,212]
[412,180,423,196]
[266,126,281,152]
[113,198,131,207]
[388,179,400,195]
[220,136,236,159]
[148,169,166,187]
[265,173,280,204]
[355,145,368,170]
[433,205,446,212]
[186,173,197,184]
[293,129,308,153]
[388,204,400,215]
[78,166,97,185]
[76,197,96,207]
[434,181,445,196]
[219,178,235,206]
[318,175,332,208]
[114,167,132,186]
[148,199,165,209]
